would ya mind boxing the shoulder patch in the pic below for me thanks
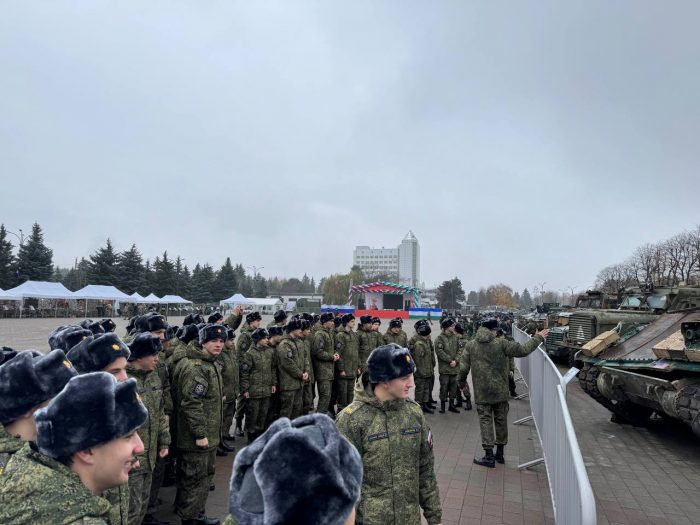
[192,382,207,397]
[318,338,325,349]
[343,405,354,414]
[240,363,250,371]
[287,350,293,358]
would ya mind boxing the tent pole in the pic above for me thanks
[84,300,88,319]
[20,297,23,319]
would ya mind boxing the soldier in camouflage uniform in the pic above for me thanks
[335,314,361,411]
[435,318,460,414]
[125,334,170,525]
[223,305,243,331]
[264,326,284,426]
[337,344,442,525]
[240,328,277,442]
[0,350,76,477]
[311,313,340,417]
[300,320,316,415]
[369,317,383,354]
[234,312,262,437]
[275,319,309,419]
[172,324,226,525]
[217,327,238,456]
[357,315,374,374]
[458,319,548,467]
[454,323,472,411]
[408,320,435,414]
[0,373,147,525]
[383,318,408,347]
[267,309,287,329]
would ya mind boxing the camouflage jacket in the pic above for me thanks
[383,330,408,348]
[409,336,434,379]
[336,376,442,525]
[456,333,468,360]
[155,352,173,416]
[224,313,243,332]
[311,328,336,382]
[357,328,373,372]
[104,480,129,525]
[0,424,23,477]
[457,327,543,404]
[240,343,276,398]
[0,442,112,524]
[236,324,254,358]
[336,329,360,378]
[434,331,459,375]
[266,320,285,329]
[369,330,384,352]
[301,335,314,383]
[275,336,307,391]
[218,345,239,404]
[172,345,223,450]
[126,366,170,472]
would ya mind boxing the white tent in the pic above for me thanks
[0,288,20,301]
[245,297,283,313]
[127,292,150,304]
[72,285,132,301]
[160,294,193,304]
[4,280,75,318]
[144,293,165,303]
[220,293,255,306]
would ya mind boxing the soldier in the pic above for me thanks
[311,313,340,417]
[454,323,472,411]
[234,312,262,437]
[496,329,519,397]
[0,372,147,524]
[0,350,77,476]
[458,319,548,467]
[100,318,117,333]
[172,324,226,525]
[337,344,442,525]
[222,306,243,331]
[335,314,360,411]
[240,328,277,442]
[409,320,435,414]
[265,326,284,427]
[275,319,309,419]
[369,317,383,353]
[217,327,238,457]
[125,334,170,525]
[207,312,224,325]
[267,309,287,329]
[383,318,408,347]
[435,317,460,414]
[300,320,316,415]
[357,314,374,374]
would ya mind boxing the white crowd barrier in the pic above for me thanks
[513,326,596,525]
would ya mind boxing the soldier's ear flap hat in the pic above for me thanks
[273,309,287,323]
[454,323,465,335]
[1,346,17,365]
[389,319,402,329]
[359,315,373,325]
[66,333,131,373]
[226,328,237,340]
[341,314,355,326]
[80,319,105,335]
[179,323,200,344]
[251,328,270,343]
[199,323,228,344]
[440,317,455,329]
[228,413,362,525]
[285,319,303,333]
[246,312,263,324]
[371,317,381,325]
[128,333,163,361]
[416,323,432,336]
[367,344,416,384]
[333,316,343,328]
[268,326,284,338]
[48,325,93,352]
[35,372,147,459]
[183,313,196,326]
[320,313,334,324]
[207,312,224,324]
[481,319,498,331]
[0,349,77,425]
[147,315,168,332]
[99,318,116,333]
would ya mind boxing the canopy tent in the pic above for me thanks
[126,292,150,304]
[143,293,165,304]
[220,293,255,306]
[348,281,421,309]
[4,281,76,318]
[72,285,132,301]
[160,295,193,304]
[0,288,21,301]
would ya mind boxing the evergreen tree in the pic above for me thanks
[88,239,118,285]
[180,264,192,299]
[14,223,53,284]
[310,276,316,293]
[253,275,268,297]
[520,288,533,309]
[116,244,145,294]
[142,259,154,294]
[436,277,466,310]
[152,251,176,296]
[467,290,478,305]
[0,225,15,289]
[190,264,215,303]
[213,257,237,300]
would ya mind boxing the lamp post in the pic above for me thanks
[7,228,24,246]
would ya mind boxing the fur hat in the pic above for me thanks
[268,326,284,338]
[79,319,105,335]
[66,333,131,373]
[178,324,200,344]
[1,346,17,365]
[300,319,311,331]
[49,325,93,352]
[147,315,167,332]
[393,317,404,325]
[454,323,465,335]
[199,323,228,344]
[208,312,224,324]
[416,322,432,337]
[301,313,313,322]
[273,310,287,323]
[35,372,147,459]
[312,314,320,324]
[134,314,151,332]
[183,313,204,326]
[481,318,498,331]
[226,328,236,340]
[229,413,362,525]
[252,328,270,343]
[128,333,163,361]
[367,344,416,384]
[99,318,116,333]
[389,319,402,329]
[320,313,334,324]
[166,325,179,340]
[0,350,78,425]
[126,316,138,333]
[341,314,355,326]
[285,319,303,333]
[359,315,373,325]
[246,312,263,324]
[371,317,381,325]
[440,317,455,329]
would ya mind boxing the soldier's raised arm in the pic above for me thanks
[503,330,548,358]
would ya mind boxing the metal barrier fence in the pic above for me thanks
[513,326,597,525]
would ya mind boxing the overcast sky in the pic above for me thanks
[1,2,698,294]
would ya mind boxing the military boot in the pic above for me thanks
[495,444,505,464]
[196,514,220,525]
[421,402,435,414]
[464,398,473,411]
[474,448,496,468]
[235,417,244,437]
[427,401,437,409]
[455,396,463,408]
[142,515,170,525]
[448,400,460,413]
[439,401,446,414]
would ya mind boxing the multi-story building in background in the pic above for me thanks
[353,231,420,287]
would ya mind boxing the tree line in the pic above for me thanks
[435,278,537,310]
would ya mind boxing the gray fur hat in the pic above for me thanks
[367,344,416,384]
[481,318,498,330]
[229,413,362,525]
[207,312,224,324]
[48,325,93,352]
[1,346,17,365]
[146,315,168,332]
[319,313,334,324]
[251,328,270,343]
[285,319,303,333]
[100,318,117,333]
[0,350,78,425]
[35,372,147,459]
[79,319,105,335]
[199,323,228,344]
[246,311,263,324]
[66,333,131,373]
[128,333,163,361]
[268,326,283,338]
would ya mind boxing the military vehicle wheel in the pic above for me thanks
[568,349,578,369]
[676,386,700,437]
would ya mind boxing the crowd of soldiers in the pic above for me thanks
[0,305,548,525]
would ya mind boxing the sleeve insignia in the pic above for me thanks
[287,350,293,358]
[240,363,250,371]
[192,382,207,397]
